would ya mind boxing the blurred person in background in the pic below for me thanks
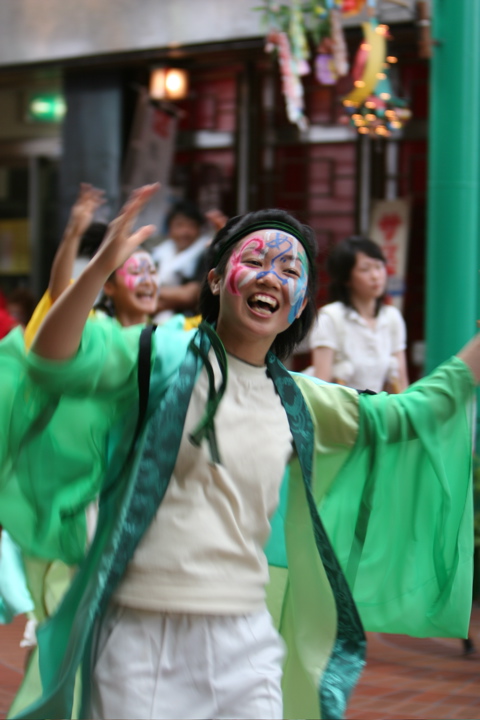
[152,200,227,324]
[310,235,409,393]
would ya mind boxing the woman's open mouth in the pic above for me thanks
[247,293,279,316]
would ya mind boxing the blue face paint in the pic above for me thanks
[225,231,309,326]
[256,231,308,323]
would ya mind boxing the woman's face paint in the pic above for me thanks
[224,230,309,324]
[116,252,158,291]
[107,250,159,319]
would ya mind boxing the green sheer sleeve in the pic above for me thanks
[0,317,197,565]
[26,318,142,398]
[0,320,143,564]
[320,356,475,638]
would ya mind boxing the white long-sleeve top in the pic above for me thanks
[114,352,294,614]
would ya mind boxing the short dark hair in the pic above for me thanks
[166,200,205,229]
[327,235,386,314]
[78,222,108,258]
[199,208,318,360]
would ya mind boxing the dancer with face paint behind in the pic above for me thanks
[95,250,158,326]
[3,184,480,720]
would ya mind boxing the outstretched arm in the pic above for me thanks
[32,184,159,361]
[49,183,105,302]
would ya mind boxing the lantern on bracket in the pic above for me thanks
[149,67,189,102]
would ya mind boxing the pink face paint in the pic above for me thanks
[225,238,266,295]
[224,232,308,322]
[117,254,157,291]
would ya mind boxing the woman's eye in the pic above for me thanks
[244,258,262,267]
[285,268,300,277]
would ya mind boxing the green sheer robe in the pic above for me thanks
[0,317,474,719]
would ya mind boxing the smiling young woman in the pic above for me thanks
[206,222,311,366]
[98,249,158,327]
[1,189,479,720]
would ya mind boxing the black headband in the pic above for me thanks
[214,220,315,272]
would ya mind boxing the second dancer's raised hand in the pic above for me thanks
[32,183,160,361]
[94,184,159,279]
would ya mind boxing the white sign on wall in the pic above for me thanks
[369,197,411,311]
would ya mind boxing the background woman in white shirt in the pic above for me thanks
[310,235,409,393]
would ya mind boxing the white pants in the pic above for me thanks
[90,605,285,720]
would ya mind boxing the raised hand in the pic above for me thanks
[66,183,106,239]
[95,184,160,277]
[33,183,160,361]
[49,183,108,301]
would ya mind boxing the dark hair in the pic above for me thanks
[327,235,386,314]
[199,208,318,360]
[78,222,108,259]
[166,200,205,229]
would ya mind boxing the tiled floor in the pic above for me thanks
[345,605,480,720]
[0,615,27,720]
[1,608,480,719]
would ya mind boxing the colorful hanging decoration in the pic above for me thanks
[265,29,309,130]
[258,1,351,129]
[314,3,350,85]
[341,19,412,137]
[256,1,411,135]
[289,0,312,76]
[330,7,349,77]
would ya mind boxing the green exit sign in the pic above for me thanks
[27,93,66,123]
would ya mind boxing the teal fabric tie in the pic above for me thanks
[189,321,228,464]
[266,352,366,720]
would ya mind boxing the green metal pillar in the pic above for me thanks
[426,1,480,373]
